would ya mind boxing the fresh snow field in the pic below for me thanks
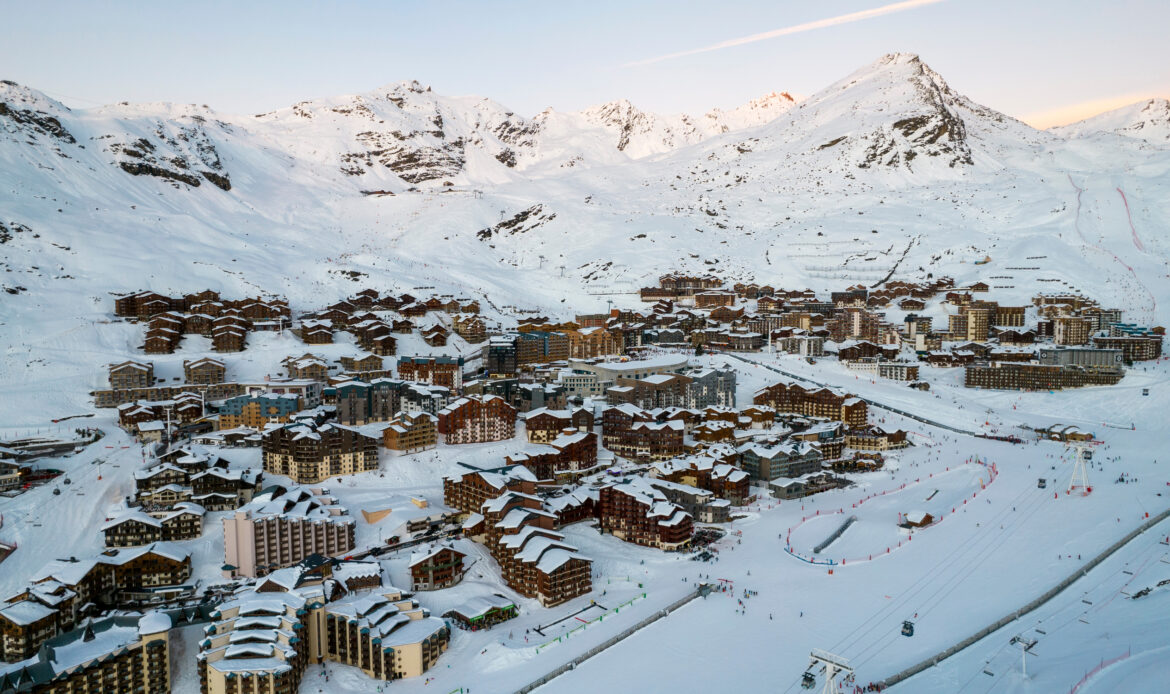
[1,52,1169,693]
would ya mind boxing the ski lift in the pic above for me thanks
[801,672,816,689]
[52,488,61,496]
[902,620,915,637]
[1037,478,1047,489]
[63,478,71,485]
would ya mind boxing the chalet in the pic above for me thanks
[901,510,934,528]
[283,353,330,381]
[382,412,439,453]
[314,307,352,327]
[452,314,487,343]
[409,543,467,591]
[183,357,226,385]
[108,361,154,390]
[524,407,594,443]
[397,356,463,391]
[183,313,214,335]
[400,301,429,317]
[211,326,247,353]
[422,325,450,347]
[301,319,334,344]
[339,353,384,373]
[101,503,205,547]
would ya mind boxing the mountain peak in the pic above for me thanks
[0,80,70,114]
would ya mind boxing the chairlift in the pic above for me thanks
[902,620,915,637]
[1037,478,1047,489]
[801,672,816,689]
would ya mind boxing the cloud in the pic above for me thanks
[1021,91,1170,129]
[625,0,947,67]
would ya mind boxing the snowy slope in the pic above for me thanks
[1052,98,1170,144]
[2,52,1169,426]
[537,90,799,160]
[2,52,1170,694]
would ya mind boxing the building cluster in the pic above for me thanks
[298,287,481,355]
[0,544,191,662]
[902,290,1162,391]
[199,556,449,693]
[115,289,290,354]
[444,466,594,607]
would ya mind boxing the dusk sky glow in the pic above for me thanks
[3,0,1167,127]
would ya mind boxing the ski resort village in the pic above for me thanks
[2,28,1170,694]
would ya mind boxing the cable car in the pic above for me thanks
[801,672,816,689]
[902,620,915,637]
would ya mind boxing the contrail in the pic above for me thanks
[625,0,947,67]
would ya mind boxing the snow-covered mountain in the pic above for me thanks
[541,91,800,159]
[1,53,1168,371]
[1052,98,1170,144]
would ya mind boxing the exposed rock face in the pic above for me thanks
[478,204,556,240]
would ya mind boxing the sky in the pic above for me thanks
[2,0,1168,128]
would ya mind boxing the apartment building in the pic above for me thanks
[443,465,538,515]
[523,407,595,444]
[217,393,300,430]
[199,580,449,693]
[222,485,355,578]
[397,356,464,391]
[438,395,517,444]
[262,421,380,484]
[753,381,868,429]
[598,478,693,550]
[382,411,439,452]
[0,613,171,692]
[964,362,1125,390]
[738,440,825,481]
[101,503,204,547]
[476,493,593,607]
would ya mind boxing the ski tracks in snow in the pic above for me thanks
[1114,187,1147,252]
[1066,174,1157,318]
